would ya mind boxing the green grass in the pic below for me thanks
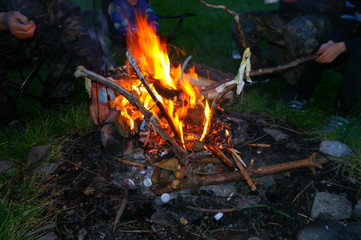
[1,0,360,239]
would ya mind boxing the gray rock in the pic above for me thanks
[256,175,276,189]
[263,128,289,142]
[34,161,63,177]
[199,183,237,197]
[311,192,352,220]
[352,199,361,221]
[0,161,12,174]
[28,145,51,165]
[319,140,353,157]
[35,234,57,240]
[297,220,361,240]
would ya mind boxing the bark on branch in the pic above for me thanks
[152,152,328,195]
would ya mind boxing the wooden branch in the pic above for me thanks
[199,0,237,16]
[152,152,328,195]
[200,54,319,92]
[199,0,247,49]
[230,153,256,191]
[126,51,182,140]
[75,66,188,161]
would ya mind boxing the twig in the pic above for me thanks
[207,142,235,171]
[186,206,234,213]
[230,152,256,191]
[293,181,314,203]
[248,143,271,147]
[199,0,246,49]
[113,184,129,232]
[115,158,147,168]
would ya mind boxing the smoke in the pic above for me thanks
[83,9,116,71]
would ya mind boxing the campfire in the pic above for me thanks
[75,13,328,195]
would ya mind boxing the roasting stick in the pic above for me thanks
[75,66,188,161]
[126,51,182,141]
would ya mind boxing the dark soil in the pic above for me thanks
[47,64,359,240]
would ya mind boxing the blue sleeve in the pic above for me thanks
[145,4,159,34]
[110,2,130,36]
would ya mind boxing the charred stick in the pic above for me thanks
[75,66,187,161]
[206,143,235,171]
[126,51,182,141]
[200,54,319,92]
[152,152,328,195]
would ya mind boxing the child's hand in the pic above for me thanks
[316,41,346,63]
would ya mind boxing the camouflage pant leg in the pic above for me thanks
[231,9,287,68]
[0,33,22,124]
[284,15,333,60]
[282,14,333,84]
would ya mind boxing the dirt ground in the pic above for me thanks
[46,64,360,240]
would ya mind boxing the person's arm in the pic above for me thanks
[145,4,159,34]
[316,40,346,63]
[0,11,35,39]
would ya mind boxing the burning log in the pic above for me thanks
[206,143,235,171]
[126,51,182,141]
[152,152,328,195]
[75,66,188,161]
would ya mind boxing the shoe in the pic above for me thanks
[324,115,349,133]
[288,99,306,112]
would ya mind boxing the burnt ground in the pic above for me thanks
[46,64,360,240]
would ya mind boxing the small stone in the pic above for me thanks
[311,192,352,220]
[297,220,361,240]
[263,128,289,142]
[34,162,63,177]
[27,145,51,165]
[214,212,223,220]
[35,233,57,240]
[0,161,12,174]
[319,140,353,157]
[161,193,170,203]
[352,199,361,221]
[143,177,152,187]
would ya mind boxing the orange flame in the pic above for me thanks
[110,13,208,146]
